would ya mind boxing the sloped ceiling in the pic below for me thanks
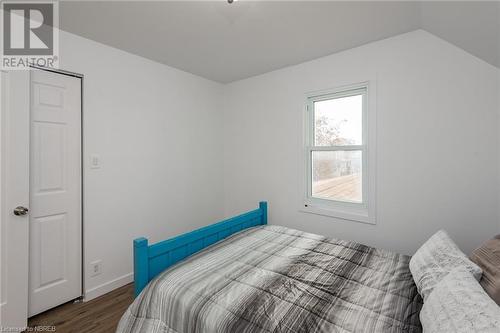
[59,1,499,83]
[421,1,499,70]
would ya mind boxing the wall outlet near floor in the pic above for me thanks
[90,260,102,277]
[90,154,101,169]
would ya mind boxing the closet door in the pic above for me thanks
[28,69,82,316]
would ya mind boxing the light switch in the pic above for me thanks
[90,154,101,169]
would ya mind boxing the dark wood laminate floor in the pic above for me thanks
[27,283,134,333]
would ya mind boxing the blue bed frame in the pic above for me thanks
[133,201,268,296]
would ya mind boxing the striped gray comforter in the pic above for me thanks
[117,225,422,333]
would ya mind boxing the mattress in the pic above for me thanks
[117,225,422,333]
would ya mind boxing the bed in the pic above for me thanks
[117,202,422,333]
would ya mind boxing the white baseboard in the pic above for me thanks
[83,272,133,302]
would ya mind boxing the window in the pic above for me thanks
[303,83,375,223]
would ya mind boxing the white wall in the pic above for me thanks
[58,31,225,299]
[222,30,500,255]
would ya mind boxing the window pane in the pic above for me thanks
[311,150,362,203]
[314,94,363,146]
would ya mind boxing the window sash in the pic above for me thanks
[308,145,364,152]
[306,148,367,206]
[309,88,366,148]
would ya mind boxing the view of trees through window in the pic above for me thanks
[311,94,363,203]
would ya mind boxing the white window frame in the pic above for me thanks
[301,82,376,224]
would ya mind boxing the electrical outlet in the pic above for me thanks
[90,154,101,169]
[90,260,102,277]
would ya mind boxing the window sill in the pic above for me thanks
[299,204,376,225]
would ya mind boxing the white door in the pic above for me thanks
[0,70,30,329]
[28,69,82,316]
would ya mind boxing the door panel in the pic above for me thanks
[28,70,82,317]
[31,213,67,290]
[0,71,30,329]
[33,122,66,193]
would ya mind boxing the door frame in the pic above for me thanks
[29,65,85,302]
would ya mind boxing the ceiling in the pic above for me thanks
[60,1,499,83]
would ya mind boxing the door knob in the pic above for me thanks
[13,206,29,216]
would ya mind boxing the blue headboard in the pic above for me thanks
[133,201,268,296]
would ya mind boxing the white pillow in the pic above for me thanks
[420,267,500,333]
[409,230,482,300]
